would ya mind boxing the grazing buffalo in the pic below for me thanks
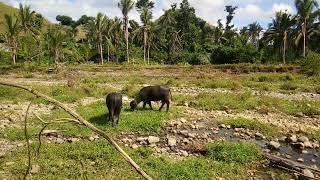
[130,85,172,112]
[106,93,123,127]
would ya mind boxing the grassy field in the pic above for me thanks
[0,64,318,179]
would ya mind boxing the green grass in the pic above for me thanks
[0,102,181,141]
[206,142,262,164]
[221,117,282,138]
[0,141,261,180]
[175,92,320,116]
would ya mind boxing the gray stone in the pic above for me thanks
[292,142,304,150]
[304,141,313,148]
[31,165,41,174]
[187,133,196,138]
[137,137,147,142]
[181,150,188,157]
[131,144,139,149]
[298,136,309,143]
[219,124,226,129]
[301,169,314,179]
[148,136,160,144]
[89,137,95,141]
[17,143,24,147]
[302,150,308,154]
[286,135,298,143]
[167,137,177,147]
[311,159,317,163]
[268,141,281,150]
[180,118,187,123]
[255,132,265,140]
[56,138,64,144]
[297,158,304,163]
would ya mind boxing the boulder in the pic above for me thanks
[268,141,281,150]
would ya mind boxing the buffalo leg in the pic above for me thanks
[159,101,165,111]
[148,102,153,110]
[143,101,146,109]
[166,100,170,112]
[110,110,115,127]
[115,107,121,126]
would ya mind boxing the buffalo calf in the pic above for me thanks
[130,85,172,112]
[106,93,123,127]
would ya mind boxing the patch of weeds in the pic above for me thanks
[257,75,273,82]
[1,141,255,179]
[222,117,282,137]
[206,142,262,164]
[280,82,298,91]
[279,74,294,81]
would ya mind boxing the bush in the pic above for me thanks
[209,46,259,64]
[302,51,320,76]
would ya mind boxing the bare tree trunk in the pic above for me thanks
[13,46,16,65]
[283,31,287,64]
[147,37,150,65]
[302,20,306,57]
[125,17,130,63]
[54,49,59,64]
[107,45,110,63]
[99,42,103,64]
[143,29,147,64]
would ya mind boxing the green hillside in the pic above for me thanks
[0,2,19,35]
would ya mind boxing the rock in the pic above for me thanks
[226,125,231,129]
[56,138,64,144]
[93,135,99,139]
[180,130,189,137]
[190,124,196,129]
[187,133,196,138]
[137,137,147,142]
[31,165,41,174]
[295,112,304,117]
[285,154,292,159]
[302,150,308,154]
[304,141,313,148]
[219,124,226,129]
[297,158,304,163]
[298,136,309,143]
[311,165,318,170]
[292,142,304,150]
[42,130,59,135]
[301,169,314,179]
[89,137,95,141]
[179,118,187,123]
[286,135,297,143]
[17,143,24,147]
[268,141,281,150]
[255,132,265,140]
[148,136,160,144]
[311,159,316,163]
[181,150,188,157]
[279,136,287,142]
[131,144,139,149]
[167,137,177,147]
[312,142,319,149]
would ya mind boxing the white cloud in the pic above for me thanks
[1,0,296,28]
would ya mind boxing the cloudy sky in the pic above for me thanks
[1,0,306,28]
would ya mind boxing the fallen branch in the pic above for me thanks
[24,102,32,180]
[0,81,152,180]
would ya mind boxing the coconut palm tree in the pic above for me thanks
[247,22,263,48]
[295,0,319,57]
[263,12,295,64]
[18,3,36,35]
[87,13,108,64]
[3,14,21,65]
[118,0,135,63]
[45,27,67,64]
[110,17,123,63]
[139,7,152,64]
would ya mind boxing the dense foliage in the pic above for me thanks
[0,0,320,68]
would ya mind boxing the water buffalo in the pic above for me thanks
[130,85,172,112]
[106,93,123,127]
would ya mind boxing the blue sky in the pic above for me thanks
[1,0,310,28]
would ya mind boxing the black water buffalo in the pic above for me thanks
[106,93,123,127]
[130,85,172,112]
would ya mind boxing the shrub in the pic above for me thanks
[302,51,320,76]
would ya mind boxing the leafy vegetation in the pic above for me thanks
[1,0,320,66]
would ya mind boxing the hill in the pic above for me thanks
[0,2,19,35]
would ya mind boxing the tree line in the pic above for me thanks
[1,0,320,65]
